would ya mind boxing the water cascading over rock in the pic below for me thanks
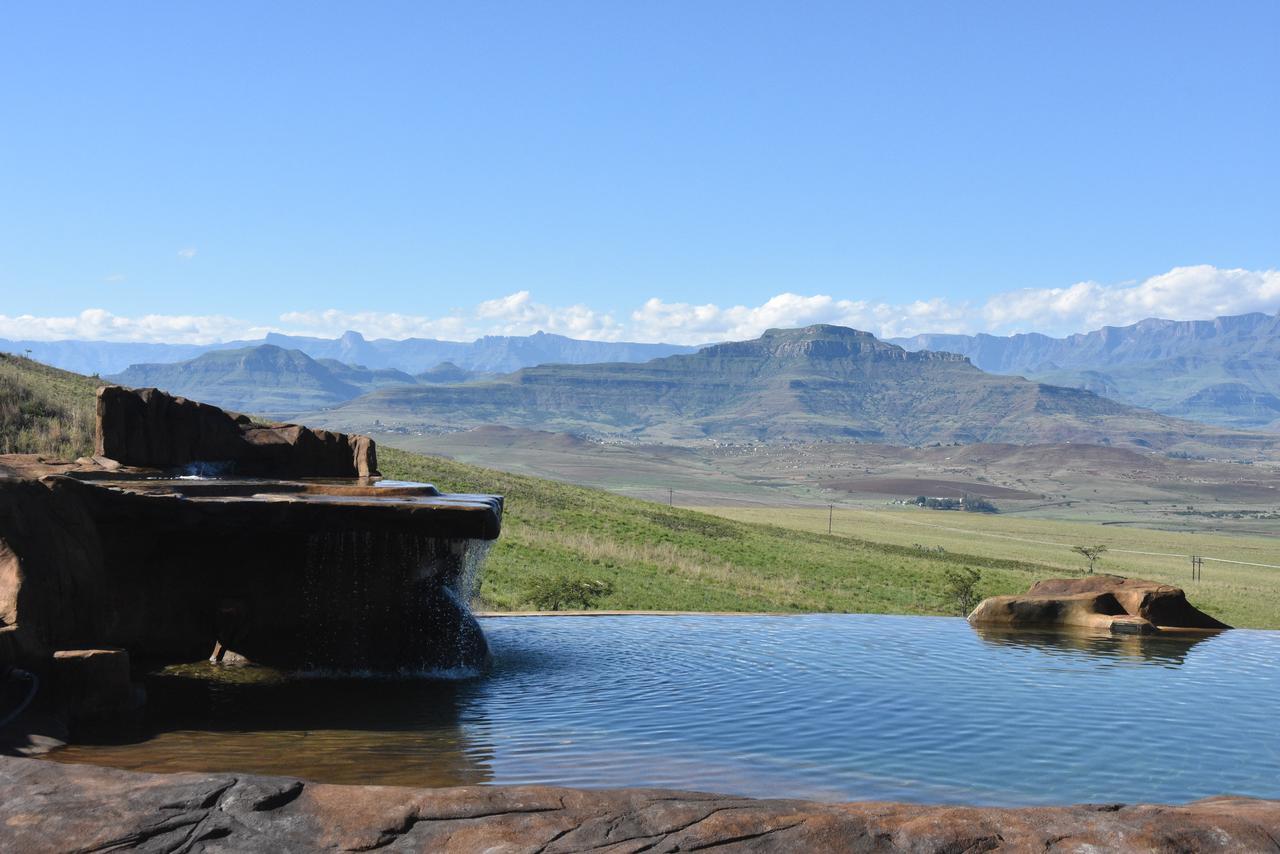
[295,532,492,672]
[1,386,505,737]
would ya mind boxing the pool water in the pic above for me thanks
[48,615,1280,806]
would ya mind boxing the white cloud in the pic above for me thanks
[982,265,1280,334]
[473,290,622,339]
[281,293,622,341]
[629,292,983,343]
[0,309,274,345]
[103,273,127,283]
[4,265,1278,346]
[177,247,197,260]
[631,265,1280,343]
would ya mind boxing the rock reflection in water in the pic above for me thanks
[968,624,1224,667]
[48,663,494,787]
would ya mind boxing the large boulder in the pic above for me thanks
[0,473,108,656]
[95,385,378,477]
[968,574,1230,633]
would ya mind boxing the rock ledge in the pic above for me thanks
[2,757,1278,852]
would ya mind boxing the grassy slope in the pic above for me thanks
[0,352,98,458]
[0,355,1264,627]
[380,447,1093,619]
[702,506,1280,629]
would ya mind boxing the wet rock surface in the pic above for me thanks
[968,575,1230,634]
[2,388,502,754]
[2,757,1279,852]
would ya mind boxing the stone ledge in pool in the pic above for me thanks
[3,758,1279,853]
[968,575,1231,634]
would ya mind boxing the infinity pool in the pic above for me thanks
[49,615,1280,806]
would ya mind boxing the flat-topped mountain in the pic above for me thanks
[319,325,1268,452]
[891,311,1280,430]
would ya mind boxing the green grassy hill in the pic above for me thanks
[705,505,1279,629]
[379,446,1092,618]
[0,352,98,458]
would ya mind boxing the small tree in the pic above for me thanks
[942,568,982,616]
[525,574,615,611]
[961,494,998,514]
[1072,544,1108,574]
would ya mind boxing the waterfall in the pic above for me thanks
[295,530,494,675]
[446,539,493,605]
[174,460,237,478]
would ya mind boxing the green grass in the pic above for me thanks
[1,353,1269,628]
[380,446,1101,619]
[0,353,98,459]
[699,505,1280,629]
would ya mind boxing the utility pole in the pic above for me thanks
[1191,555,1203,581]
[669,487,673,506]
[828,503,833,534]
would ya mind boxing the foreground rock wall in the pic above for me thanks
[2,757,1278,852]
[96,385,378,477]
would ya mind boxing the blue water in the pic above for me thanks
[51,615,1280,806]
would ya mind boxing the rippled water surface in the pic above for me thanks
[49,615,1280,805]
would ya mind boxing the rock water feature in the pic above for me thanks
[74,475,501,673]
[0,385,502,745]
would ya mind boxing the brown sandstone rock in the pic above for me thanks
[1,757,1278,852]
[95,385,378,477]
[0,452,502,674]
[1027,575,1230,630]
[0,474,107,655]
[968,574,1230,633]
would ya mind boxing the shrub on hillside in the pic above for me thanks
[942,567,983,616]
[524,573,615,611]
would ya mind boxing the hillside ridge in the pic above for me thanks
[890,311,1280,429]
[320,325,1271,453]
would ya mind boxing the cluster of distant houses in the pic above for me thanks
[894,494,998,514]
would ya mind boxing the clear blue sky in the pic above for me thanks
[1,2,1277,342]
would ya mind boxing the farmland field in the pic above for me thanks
[380,447,1280,629]
[699,505,1280,630]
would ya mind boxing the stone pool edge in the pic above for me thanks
[3,756,1278,852]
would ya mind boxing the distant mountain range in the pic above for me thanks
[10,309,1280,433]
[315,325,1269,454]
[110,345,446,416]
[0,330,698,376]
[890,312,1280,430]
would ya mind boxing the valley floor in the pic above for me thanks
[698,505,1280,630]
[379,445,1280,630]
